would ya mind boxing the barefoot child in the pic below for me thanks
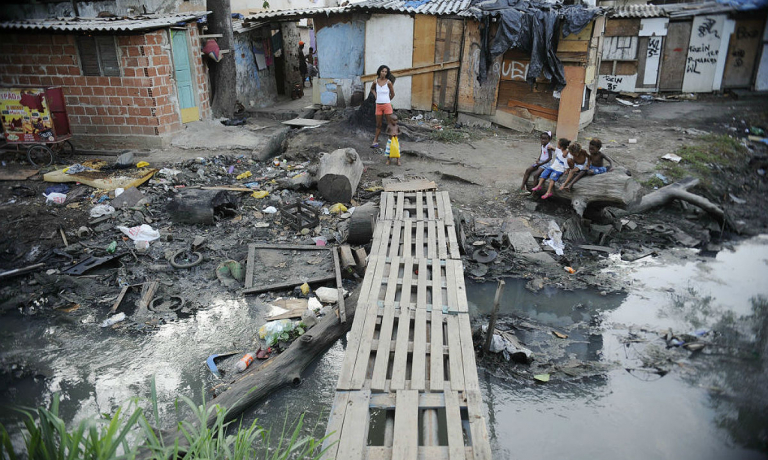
[559,143,590,191]
[385,115,401,166]
[520,131,555,191]
[566,138,613,189]
[531,138,570,199]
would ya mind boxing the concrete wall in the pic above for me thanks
[364,14,413,110]
[234,30,278,109]
[3,0,206,19]
[682,15,728,92]
[756,21,768,91]
[316,17,365,78]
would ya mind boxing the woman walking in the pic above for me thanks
[370,65,395,148]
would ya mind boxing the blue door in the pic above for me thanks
[172,30,198,123]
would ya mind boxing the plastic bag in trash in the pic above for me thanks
[90,204,116,218]
[489,334,506,353]
[117,224,160,242]
[263,206,278,214]
[544,220,564,256]
[258,319,296,346]
[44,192,67,205]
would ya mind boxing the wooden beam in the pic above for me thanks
[361,61,460,83]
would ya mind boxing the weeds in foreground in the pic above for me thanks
[0,378,328,460]
[648,134,750,188]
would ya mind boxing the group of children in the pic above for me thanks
[520,131,612,199]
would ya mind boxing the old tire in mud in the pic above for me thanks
[348,202,378,244]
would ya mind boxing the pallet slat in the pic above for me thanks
[430,310,444,391]
[411,308,427,390]
[392,390,419,460]
[335,390,372,459]
[390,307,411,390]
[445,390,467,460]
[371,304,396,392]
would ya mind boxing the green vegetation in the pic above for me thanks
[0,379,327,460]
[648,134,749,188]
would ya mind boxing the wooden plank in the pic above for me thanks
[383,179,437,192]
[427,221,437,259]
[466,390,491,460]
[412,15,438,110]
[390,220,402,258]
[110,285,131,313]
[446,315,465,391]
[135,281,158,317]
[333,248,347,323]
[390,306,411,390]
[445,260,459,313]
[417,258,428,308]
[452,260,469,313]
[447,222,460,259]
[371,303,396,391]
[556,39,589,53]
[361,60,460,83]
[435,191,446,220]
[0,168,38,181]
[444,390,467,460]
[416,192,424,221]
[371,220,385,254]
[555,65,586,142]
[604,18,640,37]
[376,220,393,259]
[367,446,475,460]
[403,220,413,259]
[426,191,435,220]
[379,192,389,220]
[415,221,425,259]
[335,390,371,459]
[400,257,414,309]
[349,304,380,388]
[392,390,420,460]
[432,258,443,312]
[458,315,480,391]
[411,308,427,390]
[396,192,405,220]
[384,256,401,306]
[249,243,331,251]
[242,274,335,295]
[430,310,444,391]
[437,222,448,259]
[441,192,453,222]
[659,21,692,92]
[384,192,395,220]
[281,118,330,127]
[321,391,350,459]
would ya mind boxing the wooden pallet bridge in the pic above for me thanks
[322,191,491,459]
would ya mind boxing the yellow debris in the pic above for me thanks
[136,161,150,168]
[251,190,269,199]
[300,282,310,295]
[236,171,252,180]
[329,203,348,214]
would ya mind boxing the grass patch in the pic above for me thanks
[653,134,749,187]
[0,377,328,460]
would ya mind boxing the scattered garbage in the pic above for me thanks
[236,171,252,180]
[234,353,254,372]
[299,282,310,296]
[106,241,117,254]
[654,173,669,185]
[329,203,348,214]
[101,312,126,328]
[258,319,296,347]
[263,206,278,214]
[117,224,160,242]
[661,153,682,163]
[44,192,67,205]
[534,373,550,383]
[136,161,150,168]
[315,286,345,303]
[251,190,269,199]
[308,297,323,313]
[90,204,116,218]
[65,164,92,174]
[543,221,564,256]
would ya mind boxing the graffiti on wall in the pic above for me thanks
[682,15,725,92]
[597,74,638,92]
[500,59,529,81]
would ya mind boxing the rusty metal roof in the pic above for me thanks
[610,4,666,18]
[0,12,209,32]
[245,6,349,20]
[350,0,473,15]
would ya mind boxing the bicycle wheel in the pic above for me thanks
[27,145,54,167]
[56,140,75,156]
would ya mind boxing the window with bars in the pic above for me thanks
[76,35,120,76]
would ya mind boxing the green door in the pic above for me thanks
[171,30,198,123]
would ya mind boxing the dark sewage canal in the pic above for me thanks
[2,235,768,458]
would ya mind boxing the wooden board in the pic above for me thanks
[604,18,641,37]
[378,191,454,222]
[433,18,464,111]
[371,220,460,260]
[267,298,308,320]
[281,118,329,127]
[0,168,38,180]
[723,19,765,88]
[659,21,692,92]
[392,390,419,459]
[412,15,438,111]
[555,65,586,142]
[458,20,501,116]
[383,179,437,192]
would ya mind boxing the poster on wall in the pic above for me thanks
[0,88,56,143]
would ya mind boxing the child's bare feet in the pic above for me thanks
[558,184,566,191]
[397,160,401,166]
[386,159,390,165]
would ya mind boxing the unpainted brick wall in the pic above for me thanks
[0,24,211,143]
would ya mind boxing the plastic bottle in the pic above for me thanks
[106,241,117,254]
[235,353,254,373]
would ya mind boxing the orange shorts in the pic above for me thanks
[375,103,393,115]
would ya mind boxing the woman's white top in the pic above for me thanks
[376,81,391,104]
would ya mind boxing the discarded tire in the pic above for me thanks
[347,202,378,244]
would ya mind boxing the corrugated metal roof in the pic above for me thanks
[245,6,349,20]
[610,4,666,18]
[349,0,472,15]
[0,12,209,32]
[662,1,739,17]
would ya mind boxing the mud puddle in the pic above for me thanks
[470,235,768,459]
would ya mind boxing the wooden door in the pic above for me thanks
[723,19,765,88]
[432,18,463,111]
[659,21,692,91]
[171,30,199,123]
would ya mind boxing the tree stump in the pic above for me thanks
[316,148,364,204]
[166,189,237,225]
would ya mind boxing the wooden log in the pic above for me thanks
[627,177,724,220]
[166,189,237,225]
[347,202,378,244]
[154,286,363,451]
[544,167,642,216]
[339,245,356,270]
[353,247,368,274]
[316,148,364,204]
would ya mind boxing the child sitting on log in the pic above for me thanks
[531,137,570,200]
[561,138,613,190]
[559,143,590,192]
[520,131,555,192]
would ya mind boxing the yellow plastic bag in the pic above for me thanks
[251,190,269,199]
[136,161,150,168]
[388,136,400,159]
[236,171,252,180]
[329,203,348,214]
[300,282,310,295]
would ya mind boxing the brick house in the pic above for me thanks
[0,13,211,149]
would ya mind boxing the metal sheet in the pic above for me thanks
[0,12,208,32]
